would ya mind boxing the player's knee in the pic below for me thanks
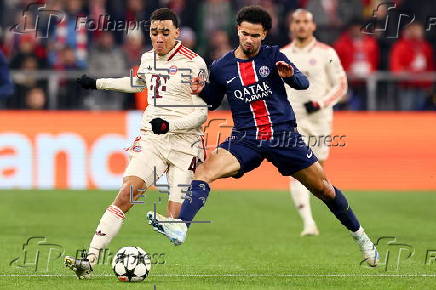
[114,180,145,212]
[309,179,334,200]
[193,163,215,183]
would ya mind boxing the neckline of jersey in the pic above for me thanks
[233,46,264,62]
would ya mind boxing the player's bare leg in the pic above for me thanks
[290,160,323,236]
[147,148,240,245]
[194,148,241,182]
[292,162,379,266]
[167,201,181,218]
[65,176,146,278]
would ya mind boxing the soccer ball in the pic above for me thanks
[112,246,151,282]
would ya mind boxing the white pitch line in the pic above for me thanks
[1,274,436,278]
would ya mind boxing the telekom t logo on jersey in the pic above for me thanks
[150,74,169,99]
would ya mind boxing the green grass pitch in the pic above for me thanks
[1,189,436,289]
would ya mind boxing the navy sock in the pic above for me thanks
[323,186,360,232]
[179,180,210,227]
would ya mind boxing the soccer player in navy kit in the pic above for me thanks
[147,6,379,266]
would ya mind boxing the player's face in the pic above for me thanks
[237,21,266,57]
[150,20,180,56]
[290,12,315,41]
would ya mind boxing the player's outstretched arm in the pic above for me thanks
[170,95,208,131]
[275,52,309,90]
[77,74,146,93]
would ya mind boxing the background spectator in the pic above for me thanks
[179,27,197,49]
[7,55,47,109]
[48,0,88,69]
[86,31,129,110]
[123,30,145,68]
[334,19,379,110]
[0,0,434,111]
[0,50,14,103]
[390,22,433,110]
[25,87,46,110]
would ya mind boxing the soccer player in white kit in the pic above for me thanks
[281,9,347,236]
[64,8,208,278]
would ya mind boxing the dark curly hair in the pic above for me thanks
[236,6,272,31]
[150,8,180,28]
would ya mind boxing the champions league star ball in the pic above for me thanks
[112,247,151,282]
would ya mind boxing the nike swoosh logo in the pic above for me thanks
[306,149,313,158]
[226,77,237,84]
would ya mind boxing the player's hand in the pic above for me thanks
[77,74,97,89]
[304,101,321,114]
[191,76,205,94]
[150,118,169,134]
[276,61,294,78]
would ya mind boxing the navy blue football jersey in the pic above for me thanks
[201,45,309,140]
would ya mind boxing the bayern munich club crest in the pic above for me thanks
[133,145,142,152]
[169,65,178,75]
[259,65,270,77]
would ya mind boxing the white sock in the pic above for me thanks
[87,205,125,267]
[351,226,365,238]
[290,179,316,228]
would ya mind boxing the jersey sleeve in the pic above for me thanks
[320,48,347,108]
[169,94,208,131]
[169,57,208,131]
[199,60,226,111]
[96,54,148,93]
[274,49,309,90]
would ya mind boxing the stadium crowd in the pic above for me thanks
[0,0,434,111]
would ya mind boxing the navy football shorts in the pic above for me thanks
[218,130,318,178]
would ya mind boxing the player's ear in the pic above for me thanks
[261,30,267,41]
[174,28,180,38]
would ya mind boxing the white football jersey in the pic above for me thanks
[97,41,208,135]
[281,38,347,123]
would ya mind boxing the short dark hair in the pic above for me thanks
[150,8,179,28]
[236,6,272,31]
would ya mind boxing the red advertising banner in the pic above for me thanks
[1,111,435,190]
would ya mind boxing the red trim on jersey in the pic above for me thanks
[178,46,198,60]
[182,46,197,54]
[237,61,258,86]
[181,46,197,57]
[323,76,347,107]
[250,100,273,140]
[167,44,182,61]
